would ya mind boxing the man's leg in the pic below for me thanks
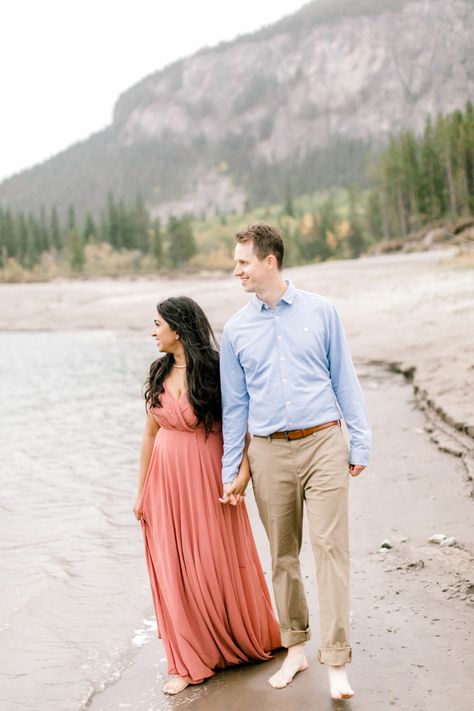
[248,436,309,688]
[298,425,354,698]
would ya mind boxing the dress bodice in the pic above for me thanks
[152,384,200,432]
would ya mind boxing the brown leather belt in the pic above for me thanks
[255,420,340,441]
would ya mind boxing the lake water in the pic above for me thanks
[0,330,162,711]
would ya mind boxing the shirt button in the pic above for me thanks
[289,421,293,425]
[277,335,282,340]
[304,327,309,332]
[283,378,287,382]
[280,357,285,361]
[286,401,291,405]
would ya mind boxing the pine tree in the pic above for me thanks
[16,213,29,265]
[464,100,474,211]
[150,218,162,262]
[167,217,197,268]
[0,208,16,259]
[453,109,470,215]
[38,206,51,253]
[106,193,121,249]
[83,212,97,242]
[284,179,295,217]
[64,204,85,271]
[420,116,444,220]
[382,138,408,236]
[131,195,150,252]
[347,186,365,258]
[437,114,458,217]
[23,214,41,268]
[365,192,384,241]
[0,210,6,267]
[399,131,421,230]
[67,205,77,232]
[67,231,86,272]
[50,207,62,251]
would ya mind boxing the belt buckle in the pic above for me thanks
[284,430,291,441]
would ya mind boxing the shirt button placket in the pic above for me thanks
[275,309,290,428]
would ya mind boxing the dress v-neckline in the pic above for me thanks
[164,382,187,402]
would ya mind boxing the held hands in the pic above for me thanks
[219,447,251,506]
[349,464,366,477]
[219,470,250,506]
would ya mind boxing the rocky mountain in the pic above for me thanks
[1,0,473,221]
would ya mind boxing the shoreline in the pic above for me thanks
[85,364,474,711]
[383,360,474,494]
[2,249,472,445]
[2,247,473,710]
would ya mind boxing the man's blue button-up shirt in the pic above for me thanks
[220,280,371,483]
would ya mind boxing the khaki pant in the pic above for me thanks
[248,424,351,666]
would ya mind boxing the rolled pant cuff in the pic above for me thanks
[281,627,311,647]
[318,646,352,666]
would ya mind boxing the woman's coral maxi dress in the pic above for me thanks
[138,384,281,683]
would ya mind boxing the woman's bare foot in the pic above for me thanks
[268,643,309,688]
[163,676,189,694]
[328,665,354,699]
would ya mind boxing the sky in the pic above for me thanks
[0,0,308,182]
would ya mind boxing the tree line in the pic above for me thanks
[0,194,197,273]
[1,102,473,276]
[279,100,474,262]
[278,185,365,263]
[365,100,474,240]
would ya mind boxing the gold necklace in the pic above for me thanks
[172,364,186,369]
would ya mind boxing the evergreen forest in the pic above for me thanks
[1,102,473,281]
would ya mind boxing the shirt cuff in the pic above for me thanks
[349,447,370,467]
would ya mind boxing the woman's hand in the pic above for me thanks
[134,410,159,523]
[133,498,144,521]
[219,435,252,506]
[219,458,251,506]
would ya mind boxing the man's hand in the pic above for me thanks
[349,464,366,477]
[219,472,250,506]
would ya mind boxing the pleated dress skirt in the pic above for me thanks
[138,385,281,683]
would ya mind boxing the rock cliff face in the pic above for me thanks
[1,0,473,220]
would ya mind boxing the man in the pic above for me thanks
[219,224,371,700]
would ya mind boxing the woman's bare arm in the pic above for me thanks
[133,409,160,520]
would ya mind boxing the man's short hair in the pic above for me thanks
[234,223,284,270]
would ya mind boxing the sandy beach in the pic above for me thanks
[87,364,474,711]
[1,248,473,710]
[2,248,473,466]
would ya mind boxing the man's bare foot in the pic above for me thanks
[328,665,354,699]
[268,644,308,688]
[163,676,189,694]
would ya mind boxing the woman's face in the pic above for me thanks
[152,312,180,353]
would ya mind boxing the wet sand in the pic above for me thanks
[1,249,473,709]
[87,365,474,711]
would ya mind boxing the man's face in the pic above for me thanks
[233,240,267,292]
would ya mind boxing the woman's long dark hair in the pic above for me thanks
[144,296,221,434]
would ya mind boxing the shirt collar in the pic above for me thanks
[252,280,296,311]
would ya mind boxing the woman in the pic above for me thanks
[133,296,280,695]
